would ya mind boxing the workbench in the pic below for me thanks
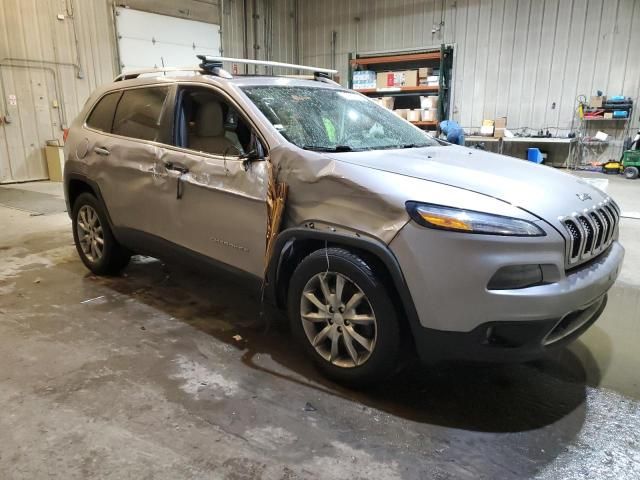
[464,136,578,166]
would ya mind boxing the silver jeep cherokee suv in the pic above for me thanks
[64,57,624,385]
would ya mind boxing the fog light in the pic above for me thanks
[488,265,543,290]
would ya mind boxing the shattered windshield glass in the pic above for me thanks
[241,86,439,152]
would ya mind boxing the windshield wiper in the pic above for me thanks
[399,143,432,148]
[302,145,353,152]
[373,143,427,150]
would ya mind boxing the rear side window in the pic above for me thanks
[86,91,121,132]
[112,86,170,142]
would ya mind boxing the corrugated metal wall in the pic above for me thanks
[0,0,118,182]
[299,0,640,161]
[2,0,637,182]
[223,0,298,73]
[0,0,294,182]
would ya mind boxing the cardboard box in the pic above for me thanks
[375,70,418,88]
[494,116,507,129]
[493,117,507,137]
[418,67,432,78]
[403,70,418,87]
[377,96,395,109]
[590,96,606,108]
[604,112,613,119]
[376,72,394,88]
[394,108,409,119]
[407,110,422,122]
[352,70,376,90]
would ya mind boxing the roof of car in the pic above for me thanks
[105,73,341,91]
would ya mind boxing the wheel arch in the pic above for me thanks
[64,173,116,230]
[67,178,96,212]
[265,227,422,348]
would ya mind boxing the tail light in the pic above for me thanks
[63,128,69,143]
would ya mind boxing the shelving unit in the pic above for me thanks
[573,101,634,168]
[348,45,454,131]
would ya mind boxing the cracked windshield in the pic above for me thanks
[242,86,439,152]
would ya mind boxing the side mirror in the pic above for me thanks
[241,133,265,170]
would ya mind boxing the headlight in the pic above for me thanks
[406,202,546,237]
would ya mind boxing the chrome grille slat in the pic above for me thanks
[601,207,615,244]
[590,211,606,251]
[607,205,619,224]
[560,199,619,268]
[577,216,594,255]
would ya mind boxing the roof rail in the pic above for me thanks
[197,55,338,75]
[113,56,339,83]
[114,67,202,82]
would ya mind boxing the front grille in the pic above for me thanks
[561,200,619,267]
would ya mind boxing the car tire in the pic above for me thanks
[72,192,131,275]
[623,166,639,179]
[287,247,400,387]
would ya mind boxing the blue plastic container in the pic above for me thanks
[527,148,543,164]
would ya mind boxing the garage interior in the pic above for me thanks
[1,0,640,478]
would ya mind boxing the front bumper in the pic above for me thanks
[410,294,608,363]
[389,221,624,362]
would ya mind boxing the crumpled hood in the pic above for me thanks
[325,145,611,222]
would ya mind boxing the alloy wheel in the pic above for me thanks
[76,205,104,263]
[300,272,377,368]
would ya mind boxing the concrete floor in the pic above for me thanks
[1,173,639,479]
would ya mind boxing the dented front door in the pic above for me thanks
[156,148,269,278]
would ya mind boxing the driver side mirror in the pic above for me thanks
[241,132,265,170]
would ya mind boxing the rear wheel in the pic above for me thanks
[623,166,639,179]
[72,193,131,275]
[288,247,400,386]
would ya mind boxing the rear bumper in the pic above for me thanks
[411,294,607,363]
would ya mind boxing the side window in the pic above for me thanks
[86,91,121,132]
[112,86,170,142]
[175,87,252,157]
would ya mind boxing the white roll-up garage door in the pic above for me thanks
[115,7,220,72]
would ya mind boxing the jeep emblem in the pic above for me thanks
[576,193,592,201]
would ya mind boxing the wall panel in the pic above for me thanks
[2,0,638,182]
[0,0,267,182]
[296,0,639,160]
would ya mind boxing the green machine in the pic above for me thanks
[621,150,640,179]
[603,133,640,179]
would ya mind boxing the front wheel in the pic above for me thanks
[287,247,400,386]
[623,166,639,179]
[72,192,131,275]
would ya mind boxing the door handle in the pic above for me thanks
[94,146,110,156]
[164,161,189,199]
